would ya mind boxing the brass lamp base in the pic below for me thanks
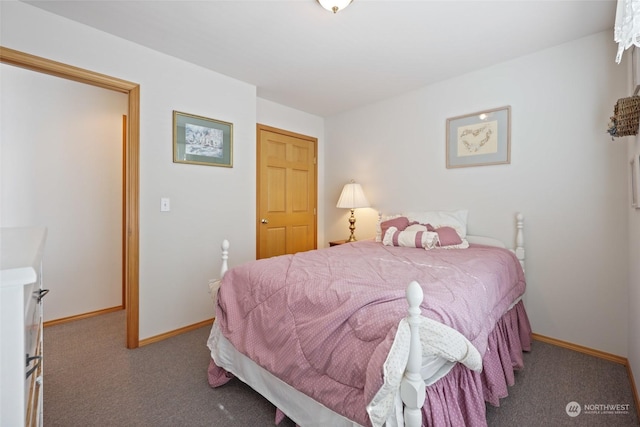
[346,208,357,242]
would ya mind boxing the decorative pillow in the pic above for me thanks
[404,223,429,232]
[431,226,470,249]
[434,226,463,246]
[380,216,410,241]
[404,210,468,239]
[382,226,439,249]
[375,214,402,242]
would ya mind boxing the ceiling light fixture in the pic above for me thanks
[317,0,353,14]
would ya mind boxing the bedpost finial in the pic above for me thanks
[222,239,230,251]
[406,281,423,312]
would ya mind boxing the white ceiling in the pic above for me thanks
[25,0,618,117]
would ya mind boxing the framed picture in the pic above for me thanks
[632,156,640,209]
[446,106,511,168]
[173,111,233,167]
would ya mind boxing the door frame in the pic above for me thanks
[0,46,141,349]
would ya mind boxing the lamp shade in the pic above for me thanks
[336,181,369,209]
[317,0,353,13]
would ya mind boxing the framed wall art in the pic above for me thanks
[173,111,233,167]
[446,105,511,168]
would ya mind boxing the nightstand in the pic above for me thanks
[329,240,349,247]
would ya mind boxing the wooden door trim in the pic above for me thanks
[122,115,128,310]
[0,46,141,348]
[257,124,317,142]
[256,124,318,258]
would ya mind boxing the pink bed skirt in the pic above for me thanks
[422,300,532,427]
[208,300,532,427]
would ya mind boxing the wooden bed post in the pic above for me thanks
[401,281,426,427]
[220,239,229,278]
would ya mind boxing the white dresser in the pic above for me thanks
[1,227,48,427]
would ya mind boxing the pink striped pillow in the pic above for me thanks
[382,226,439,249]
[390,229,427,248]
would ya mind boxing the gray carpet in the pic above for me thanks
[43,310,638,426]
[485,339,639,426]
[43,310,292,427]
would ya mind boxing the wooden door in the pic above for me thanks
[257,125,317,259]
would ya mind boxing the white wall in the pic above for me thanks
[256,98,326,245]
[1,65,127,321]
[0,2,258,339]
[324,31,630,357]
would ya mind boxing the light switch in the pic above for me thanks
[160,197,170,212]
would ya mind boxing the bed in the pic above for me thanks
[206,211,531,427]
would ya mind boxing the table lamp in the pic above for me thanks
[336,180,369,242]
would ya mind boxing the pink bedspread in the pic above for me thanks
[214,240,526,426]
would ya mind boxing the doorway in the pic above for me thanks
[0,47,141,348]
[256,124,317,259]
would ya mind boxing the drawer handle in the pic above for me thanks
[25,355,42,379]
[36,288,50,303]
